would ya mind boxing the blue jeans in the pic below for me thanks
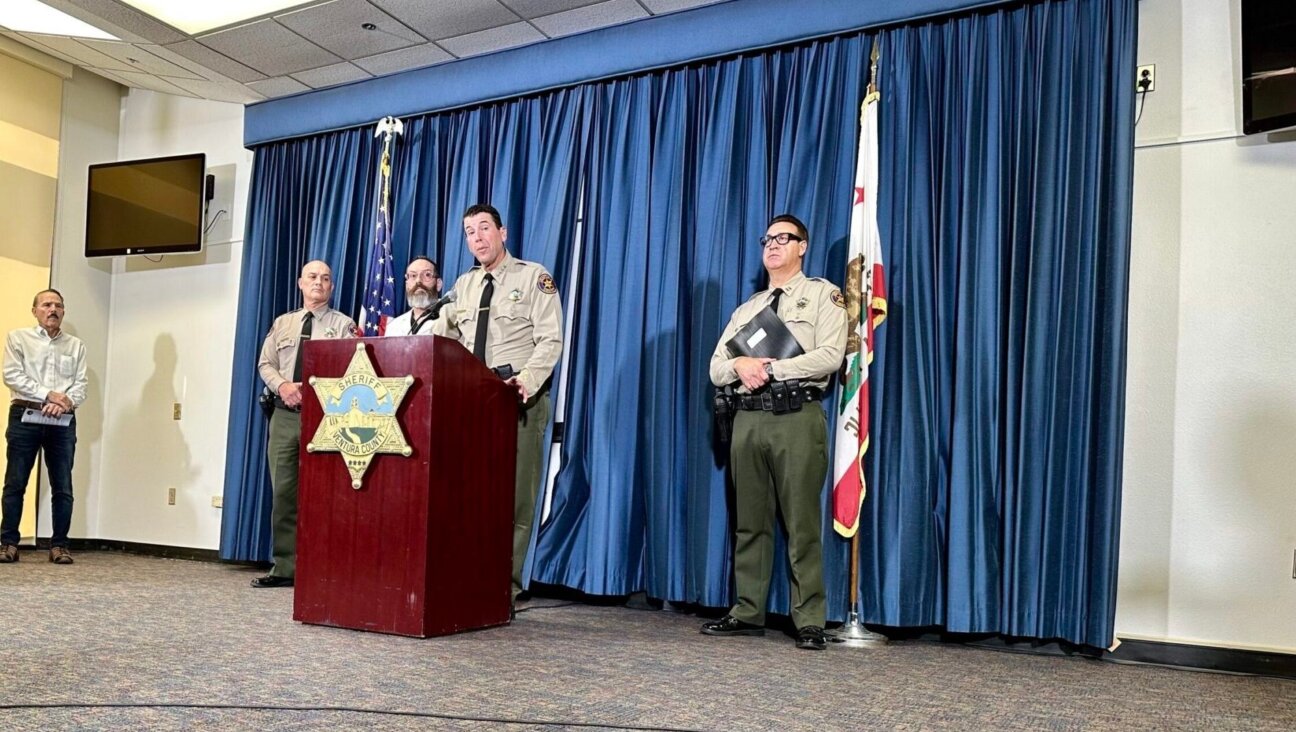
[1,405,76,547]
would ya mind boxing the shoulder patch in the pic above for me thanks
[537,273,558,295]
[830,289,846,308]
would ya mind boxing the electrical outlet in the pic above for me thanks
[211,495,223,509]
[173,402,182,420]
[167,487,176,505]
[1136,64,1155,93]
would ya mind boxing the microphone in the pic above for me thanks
[428,290,456,319]
[412,291,457,335]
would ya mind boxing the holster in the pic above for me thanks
[713,384,737,443]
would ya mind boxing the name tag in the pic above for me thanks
[745,328,767,349]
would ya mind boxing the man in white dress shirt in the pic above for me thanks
[1,289,87,565]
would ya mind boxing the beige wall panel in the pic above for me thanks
[0,49,61,543]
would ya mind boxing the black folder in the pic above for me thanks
[724,306,805,359]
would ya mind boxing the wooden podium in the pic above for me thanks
[294,336,517,637]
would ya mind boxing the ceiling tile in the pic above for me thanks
[291,61,371,88]
[352,42,453,76]
[16,33,138,72]
[531,0,648,38]
[246,75,312,98]
[369,0,519,41]
[503,0,605,20]
[2,31,83,66]
[160,76,266,104]
[78,40,206,79]
[143,43,237,82]
[164,39,267,83]
[97,68,198,97]
[437,21,543,58]
[277,0,425,60]
[198,19,341,77]
[640,0,728,14]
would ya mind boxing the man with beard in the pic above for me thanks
[252,260,356,588]
[386,257,444,337]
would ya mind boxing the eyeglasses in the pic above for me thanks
[404,271,439,281]
[759,232,804,248]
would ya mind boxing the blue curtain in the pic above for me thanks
[223,0,1135,649]
[861,0,1136,648]
[531,38,867,609]
[220,129,380,560]
[220,95,586,561]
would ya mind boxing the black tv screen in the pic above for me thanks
[86,153,206,257]
[1242,0,1296,134]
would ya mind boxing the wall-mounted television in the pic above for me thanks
[1242,0,1296,134]
[85,153,207,257]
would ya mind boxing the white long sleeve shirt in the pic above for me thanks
[3,326,88,408]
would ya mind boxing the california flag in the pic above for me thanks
[832,89,888,538]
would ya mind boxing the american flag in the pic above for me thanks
[358,120,400,335]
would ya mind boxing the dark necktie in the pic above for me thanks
[769,288,784,316]
[291,311,314,382]
[473,273,494,363]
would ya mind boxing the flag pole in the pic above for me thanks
[831,38,887,650]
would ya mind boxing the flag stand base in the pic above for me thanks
[830,612,888,648]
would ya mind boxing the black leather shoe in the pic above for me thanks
[796,625,827,650]
[700,615,765,637]
[251,575,294,588]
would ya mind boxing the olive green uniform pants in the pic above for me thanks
[513,392,550,599]
[728,404,828,630]
[267,407,302,579]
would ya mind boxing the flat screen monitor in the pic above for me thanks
[85,153,206,257]
[1242,0,1296,135]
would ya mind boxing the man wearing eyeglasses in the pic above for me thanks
[386,256,444,336]
[701,214,847,651]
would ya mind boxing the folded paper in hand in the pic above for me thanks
[725,306,805,359]
[21,408,72,427]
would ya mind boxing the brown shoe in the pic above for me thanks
[49,546,73,564]
[0,544,17,563]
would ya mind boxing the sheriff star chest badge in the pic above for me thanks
[307,343,413,489]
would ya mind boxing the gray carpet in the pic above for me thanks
[3,551,1293,731]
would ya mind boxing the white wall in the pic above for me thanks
[92,91,251,548]
[1118,0,1296,652]
[49,67,119,541]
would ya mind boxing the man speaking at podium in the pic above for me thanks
[435,204,563,604]
[701,214,846,651]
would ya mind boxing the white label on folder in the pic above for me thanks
[745,328,768,350]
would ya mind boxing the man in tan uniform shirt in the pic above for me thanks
[434,204,563,602]
[701,214,846,650]
[252,260,357,588]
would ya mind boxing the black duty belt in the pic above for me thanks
[736,386,823,412]
[272,397,302,413]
